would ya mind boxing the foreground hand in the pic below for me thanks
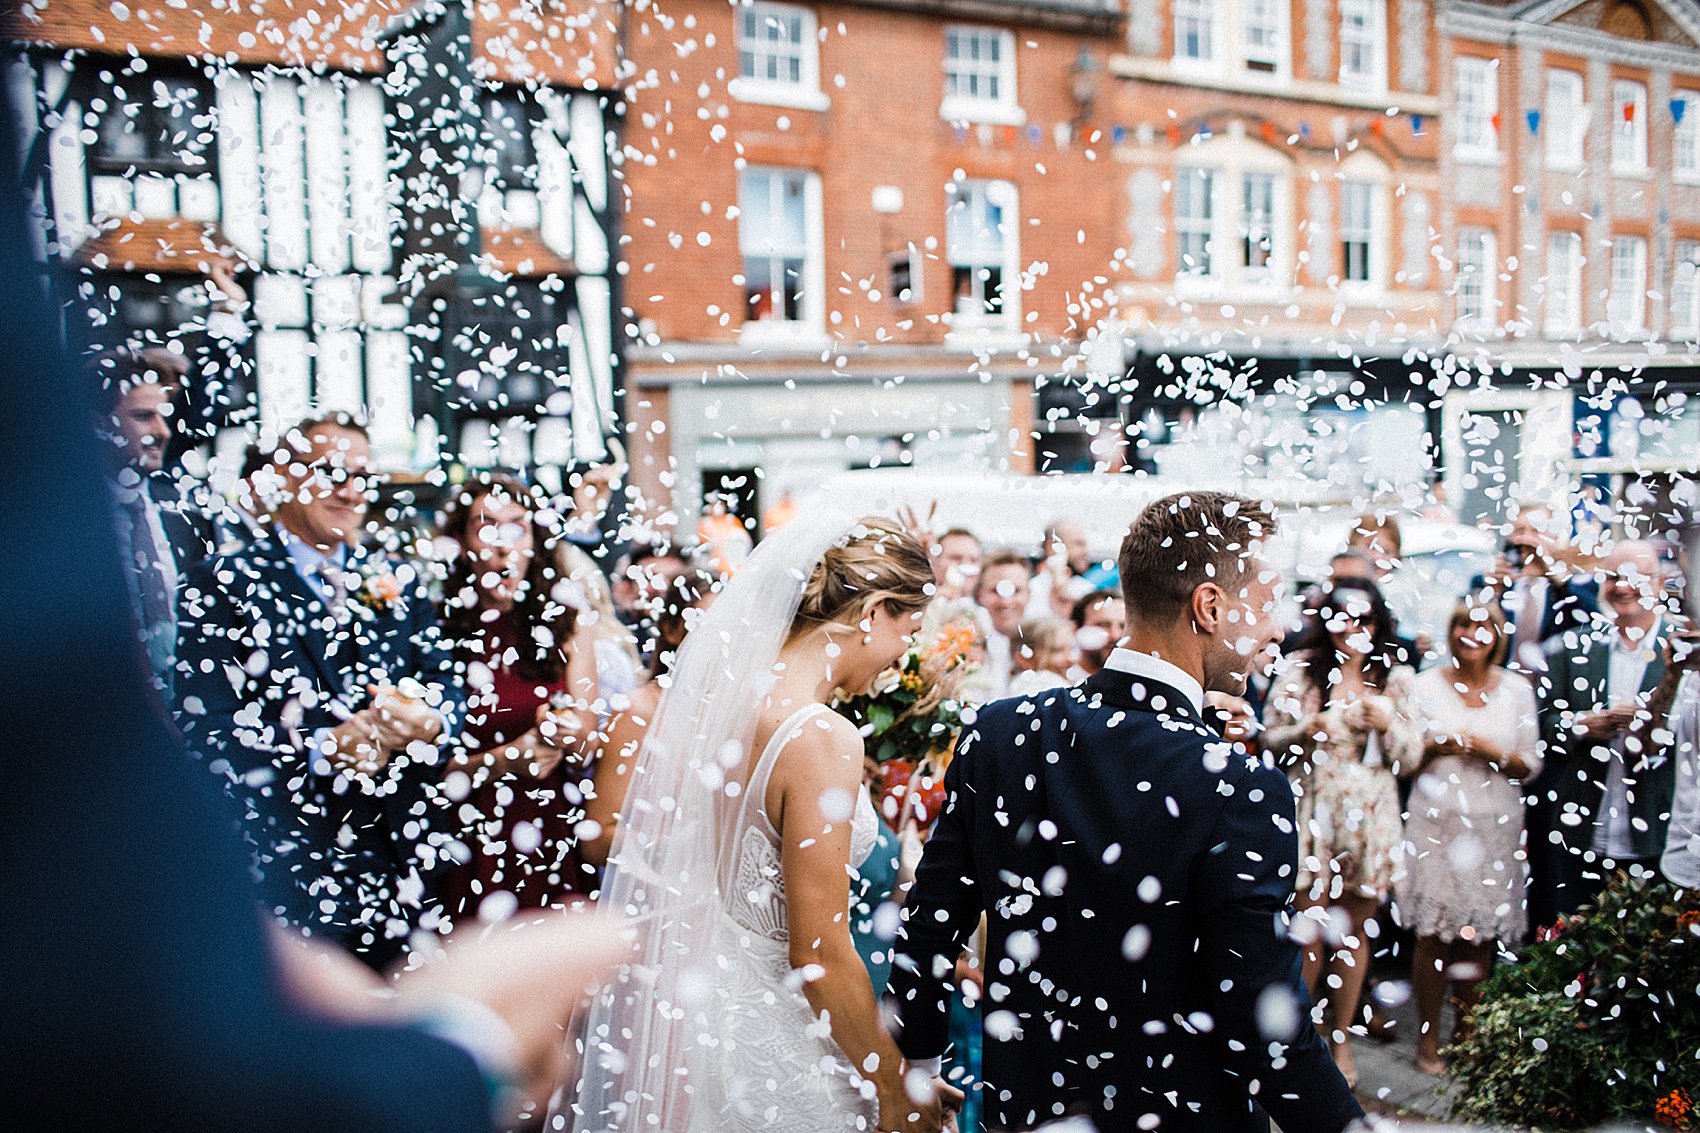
[327,710,390,774]
[1575,709,1629,741]
[881,1073,963,1133]
[369,684,445,748]
[396,910,632,1114]
[1669,627,1700,673]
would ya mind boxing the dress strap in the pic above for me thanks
[744,703,833,837]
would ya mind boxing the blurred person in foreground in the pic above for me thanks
[1403,600,1540,1075]
[1534,539,1675,921]
[0,160,624,1130]
[891,492,1364,1133]
[1263,582,1421,1087]
[175,415,465,968]
[1647,620,1700,886]
[434,474,604,917]
[1474,505,1599,673]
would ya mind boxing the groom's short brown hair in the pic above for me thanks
[1118,492,1276,622]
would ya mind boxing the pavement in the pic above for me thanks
[1350,992,1466,1123]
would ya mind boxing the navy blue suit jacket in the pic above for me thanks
[889,668,1362,1133]
[175,535,465,960]
[1469,573,1599,644]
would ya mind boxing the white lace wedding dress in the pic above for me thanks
[568,507,889,1133]
[693,702,881,1132]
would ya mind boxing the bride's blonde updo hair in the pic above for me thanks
[787,517,934,642]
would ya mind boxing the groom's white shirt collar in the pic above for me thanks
[1103,647,1205,716]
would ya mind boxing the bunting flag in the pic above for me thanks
[1260,119,1278,144]
[1491,111,1502,132]
[1027,123,1043,146]
[953,123,968,143]
[1002,124,1018,146]
[1672,98,1687,125]
[1527,109,1541,134]
[1165,122,1181,144]
[1411,114,1424,134]
[1298,121,1311,140]
[1371,117,1385,139]
[1623,101,1636,123]
[1111,124,1127,144]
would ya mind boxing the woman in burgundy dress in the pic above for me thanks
[436,474,601,921]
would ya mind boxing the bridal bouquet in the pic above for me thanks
[841,622,975,829]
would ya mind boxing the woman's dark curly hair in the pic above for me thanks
[439,473,577,684]
[1293,580,1405,704]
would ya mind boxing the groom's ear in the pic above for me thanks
[1188,581,1226,637]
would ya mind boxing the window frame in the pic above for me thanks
[1544,70,1586,172]
[1174,165,1217,279]
[1606,235,1648,333]
[1454,57,1500,161]
[1543,229,1585,337]
[1675,89,1700,183]
[1241,170,1276,280]
[1337,0,1386,92]
[1340,179,1376,287]
[729,1,829,112]
[1171,0,1217,72]
[1455,227,1497,329]
[736,166,825,342]
[945,177,1020,330]
[85,66,219,178]
[1241,0,1284,74]
[1672,239,1700,338]
[940,25,1022,125]
[1610,79,1649,174]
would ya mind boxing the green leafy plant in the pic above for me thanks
[1448,875,1700,1129]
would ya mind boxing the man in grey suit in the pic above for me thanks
[1536,540,1676,921]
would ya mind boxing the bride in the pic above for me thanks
[569,511,961,1133]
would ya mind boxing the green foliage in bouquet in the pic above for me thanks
[839,623,974,766]
[1448,875,1700,1130]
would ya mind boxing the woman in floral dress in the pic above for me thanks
[1265,580,1421,1088]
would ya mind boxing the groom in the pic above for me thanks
[889,492,1362,1132]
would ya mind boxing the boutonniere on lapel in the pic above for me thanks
[352,561,407,619]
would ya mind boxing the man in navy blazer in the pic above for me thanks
[176,416,464,966]
[890,492,1362,1133]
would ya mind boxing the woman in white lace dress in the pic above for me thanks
[1403,599,1539,1075]
[569,513,959,1133]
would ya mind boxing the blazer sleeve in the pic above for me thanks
[887,725,984,1062]
[174,557,307,776]
[1195,757,1363,1133]
[403,572,465,740]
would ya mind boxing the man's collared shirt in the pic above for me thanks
[1103,646,1205,716]
[1594,616,1662,859]
[1660,671,1700,886]
[276,526,347,605]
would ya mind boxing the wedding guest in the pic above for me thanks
[969,549,1030,701]
[931,526,983,602]
[94,347,213,696]
[610,538,690,660]
[1647,628,1700,886]
[1071,588,1125,676]
[555,541,642,712]
[175,414,464,968]
[1404,600,1540,1074]
[1473,505,1599,672]
[1264,582,1421,1087]
[1028,519,1099,619]
[579,566,720,870]
[1006,616,1078,696]
[1535,540,1674,920]
[435,475,603,917]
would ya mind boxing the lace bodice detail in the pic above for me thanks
[724,705,879,942]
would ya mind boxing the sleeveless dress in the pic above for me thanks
[694,703,882,1133]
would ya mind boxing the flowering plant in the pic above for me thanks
[839,622,975,827]
[1448,875,1700,1129]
